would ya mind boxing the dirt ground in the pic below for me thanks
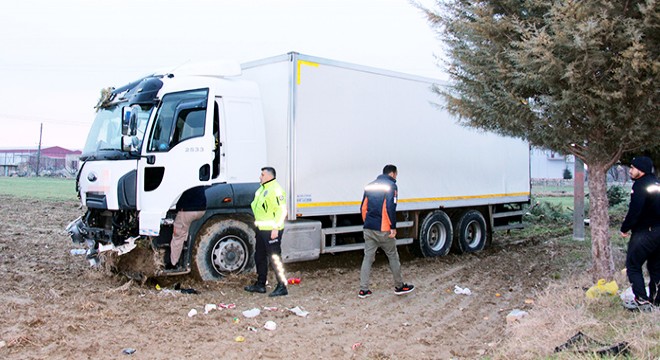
[0,196,586,359]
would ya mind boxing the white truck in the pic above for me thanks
[67,52,530,280]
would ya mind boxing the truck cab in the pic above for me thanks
[68,63,267,278]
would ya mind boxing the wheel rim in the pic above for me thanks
[426,221,448,251]
[211,235,247,273]
[465,220,483,248]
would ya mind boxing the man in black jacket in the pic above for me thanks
[620,156,660,311]
[358,164,414,298]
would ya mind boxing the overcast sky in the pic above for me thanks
[0,0,444,150]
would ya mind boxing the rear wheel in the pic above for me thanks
[452,210,487,254]
[194,219,255,281]
[413,210,453,257]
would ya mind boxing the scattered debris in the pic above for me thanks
[585,279,618,298]
[122,348,136,355]
[187,309,198,318]
[264,320,277,331]
[219,303,236,309]
[204,304,217,314]
[555,331,629,357]
[70,249,86,255]
[234,336,245,342]
[263,306,278,311]
[454,285,472,295]
[352,342,362,351]
[174,283,199,294]
[288,306,309,317]
[506,309,528,323]
[242,308,261,318]
[288,277,301,285]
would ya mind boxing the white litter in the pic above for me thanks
[506,309,528,323]
[288,306,309,317]
[242,308,261,318]
[204,304,217,314]
[187,309,198,318]
[454,285,472,295]
[620,285,650,308]
[264,320,277,331]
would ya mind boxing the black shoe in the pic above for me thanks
[269,283,288,297]
[358,289,372,299]
[394,283,415,295]
[244,282,266,294]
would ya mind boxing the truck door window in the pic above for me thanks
[147,89,208,152]
[173,108,206,145]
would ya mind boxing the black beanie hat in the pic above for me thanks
[631,156,653,174]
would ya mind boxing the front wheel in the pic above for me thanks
[452,210,487,254]
[194,219,256,281]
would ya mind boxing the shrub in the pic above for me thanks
[526,198,572,224]
[607,185,628,207]
[563,168,573,180]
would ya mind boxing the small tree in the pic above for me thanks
[420,0,660,280]
[563,168,573,180]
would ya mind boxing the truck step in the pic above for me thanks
[322,238,413,254]
[492,210,525,218]
[321,221,414,236]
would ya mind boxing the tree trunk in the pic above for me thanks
[587,163,615,280]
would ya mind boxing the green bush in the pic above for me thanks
[563,168,573,180]
[607,185,628,207]
[526,197,572,224]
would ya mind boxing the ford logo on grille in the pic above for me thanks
[87,172,97,182]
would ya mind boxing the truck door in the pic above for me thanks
[136,88,214,236]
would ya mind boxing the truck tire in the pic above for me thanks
[452,210,487,254]
[413,210,453,257]
[194,219,256,281]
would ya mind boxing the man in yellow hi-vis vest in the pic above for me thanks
[244,167,289,297]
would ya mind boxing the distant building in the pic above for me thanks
[0,146,81,177]
[530,148,575,179]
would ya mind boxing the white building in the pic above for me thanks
[530,148,575,179]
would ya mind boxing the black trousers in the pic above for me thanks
[626,227,660,304]
[255,229,282,285]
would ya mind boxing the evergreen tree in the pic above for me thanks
[420,0,659,279]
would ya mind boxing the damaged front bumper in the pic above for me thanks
[66,216,139,266]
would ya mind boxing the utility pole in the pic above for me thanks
[573,157,585,241]
[36,123,43,176]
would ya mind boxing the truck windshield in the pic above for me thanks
[82,105,152,155]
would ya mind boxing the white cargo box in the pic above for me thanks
[242,53,530,219]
